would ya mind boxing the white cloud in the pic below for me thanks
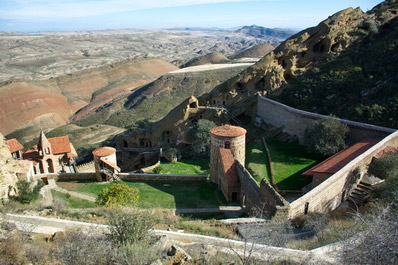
[0,0,271,19]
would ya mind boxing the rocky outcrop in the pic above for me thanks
[0,133,20,202]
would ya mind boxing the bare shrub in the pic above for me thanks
[51,227,113,265]
[0,235,28,264]
[112,241,161,265]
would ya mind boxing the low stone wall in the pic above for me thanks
[236,163,289,218]
[289,131,398,218]
[35,173,97,181]
[257,96,395,144]
[118,173,207,182]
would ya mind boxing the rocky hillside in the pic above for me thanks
[71,63,252,129]
[279,12,398,128]
[0,133,19,201]
[126,1,398,144]
[0,58,177,135]
[180,52,229,68]
[195,1,398,120]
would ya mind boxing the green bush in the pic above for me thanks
[96,183,139,208]
[16,180,45,204]
[368,153,398,180]
[304,117,349,156]
[107,209,154,245]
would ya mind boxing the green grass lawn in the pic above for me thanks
[57,181,221,209]
[51,190,96,208]
[246,138,324,190]
[159,159,209,175]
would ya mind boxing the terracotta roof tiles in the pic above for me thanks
[92,147,116,157]
[5,138,24,153]
[303,139,380,176]
[211,125,246,137]
[219,147,239,187]
[48,136,71,155]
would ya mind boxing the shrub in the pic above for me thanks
[112,241,160,265]
[368,152,398,180]
[107,208,155,245]
[16,180,45,203]
[186,119,216,157]
[96,183,139,208]
[304,117,349,156]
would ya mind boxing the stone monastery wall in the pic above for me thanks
[236,163,290,219]
[289,131,398,218]
[257,96,395,144]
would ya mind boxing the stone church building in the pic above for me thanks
[23,130,78,174]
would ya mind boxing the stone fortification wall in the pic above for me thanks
[257,96,395,144]
[37,173,97,181]
[118,173,206,182]
[289,131,398,218]
[236,163,289,218]
[76,161,95,173]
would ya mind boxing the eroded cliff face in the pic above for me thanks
[0,134,20,201]
[199,2,398,117]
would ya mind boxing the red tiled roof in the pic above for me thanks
[5,138,23,153]
[100,157,120,172]
[92,146,116,157]
[303,139,380,176]
[211,125,246,137]
[219,147,239,187]
[48,136,71,155]
[67,143,78,158]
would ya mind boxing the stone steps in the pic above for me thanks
[348,181,373,207]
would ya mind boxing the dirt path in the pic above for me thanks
[48,179,96,202]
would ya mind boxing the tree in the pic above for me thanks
[186,119,216,157]
[96,183,139,208]
[304,117,349,156]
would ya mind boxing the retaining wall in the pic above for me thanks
[236,163,289,218]
[35,173,97,181]
[289,131,398,218]
[257,96,395,144]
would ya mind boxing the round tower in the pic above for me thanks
[210,125,246,185]
[92,147,118,181]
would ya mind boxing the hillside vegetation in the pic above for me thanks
[279,16,398,129]
[0,58,177,135]
[72,64,251,128]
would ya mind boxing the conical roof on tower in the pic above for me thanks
[37,129,51,154]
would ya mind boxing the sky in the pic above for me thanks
[0,0,382,32]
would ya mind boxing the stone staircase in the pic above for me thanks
[100,168,121,182]
[348,181,373,207]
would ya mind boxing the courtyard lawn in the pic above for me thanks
[51,190,96,208]
[246,138,324,190]
[56,181,221,209]
[159,159,209,175]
